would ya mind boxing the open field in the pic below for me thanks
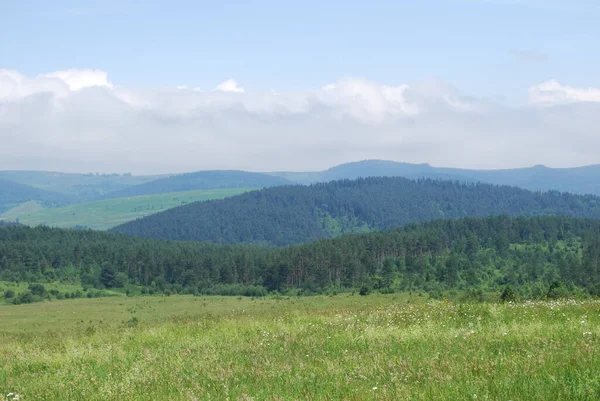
[1,295,599,400]
[0,188,255,230]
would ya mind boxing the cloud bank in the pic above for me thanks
[1,69,600,174]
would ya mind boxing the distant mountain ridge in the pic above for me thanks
[4,160,600,205]
[101,171,292,199]
[0,170,164,203]
[271,160,600,195]
[111,176,600,246]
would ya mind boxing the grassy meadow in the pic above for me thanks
[0,188,255,230]
[1,294,599,400]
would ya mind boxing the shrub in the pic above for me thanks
[500,285,517,303]
[547,281,570,299]
[28,283,46,297]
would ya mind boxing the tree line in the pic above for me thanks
[1,215,600,298]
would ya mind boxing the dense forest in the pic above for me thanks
[102,171,291,199]
[2,216,600,298]
[0,178,72,213]
[112,177,600,246]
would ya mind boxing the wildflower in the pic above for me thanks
[372,387,378,390]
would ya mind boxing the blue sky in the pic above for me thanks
[1,0,600,173]
[3,0,599,99]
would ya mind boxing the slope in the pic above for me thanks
[0,178,72,214]
[0,171,164,202]
[1,188,255,230]
[111,176,600,246]
[101,170,292,199]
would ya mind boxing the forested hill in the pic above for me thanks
[0,178,72,214]
[101,170,291,199]
[2,216,600,296]
[111,177,600,246]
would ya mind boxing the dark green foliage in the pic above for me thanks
[547,281,570,299]
[28,283,46,297]
[3,215,600,297]
[99,264,118,288]
[359,286,371,296]
[102,171,291,199]
[4,289,15,299]
[112,177,600,246]
[13,291,36,305]
[500,286,517,302]
[0,221,21,228]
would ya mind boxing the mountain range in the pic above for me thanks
[4,160,600,230]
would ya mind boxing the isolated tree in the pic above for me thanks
[100,263,117,288]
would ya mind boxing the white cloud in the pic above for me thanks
[215,78,245,93]
[42,69,113,91]
[529,80,600,105]
[1,69,600,174]
[0,69,112,101]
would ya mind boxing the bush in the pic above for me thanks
[547,281,570,299]
[500,285,517,303]
[359,285,370,296]
[28,283,46,297]
[4,289,15,299]
[13,291,37,305]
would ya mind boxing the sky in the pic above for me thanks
[1,0,600,174]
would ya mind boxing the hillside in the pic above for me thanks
[273,160,600,195]
[111,177,600,246]
[101,170,292,199]
[1,188,254,230]
[0,178,72,214]
[0,171,164,202]
[2,215,600,295]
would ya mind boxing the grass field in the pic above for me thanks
[1,294,598,400]
[0,188,255,230]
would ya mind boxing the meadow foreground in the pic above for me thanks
[1,295,599,400]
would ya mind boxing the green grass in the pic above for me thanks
[0,200,44,217]
[0,188,255,230]
[1,294,598,400]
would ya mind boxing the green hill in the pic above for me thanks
[0,178,72,214]
[101,170,292,199]
[1,188,254,230]
[111,177,600,246]
[0,170,164,202]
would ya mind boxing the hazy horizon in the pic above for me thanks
[2,0,600,174]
